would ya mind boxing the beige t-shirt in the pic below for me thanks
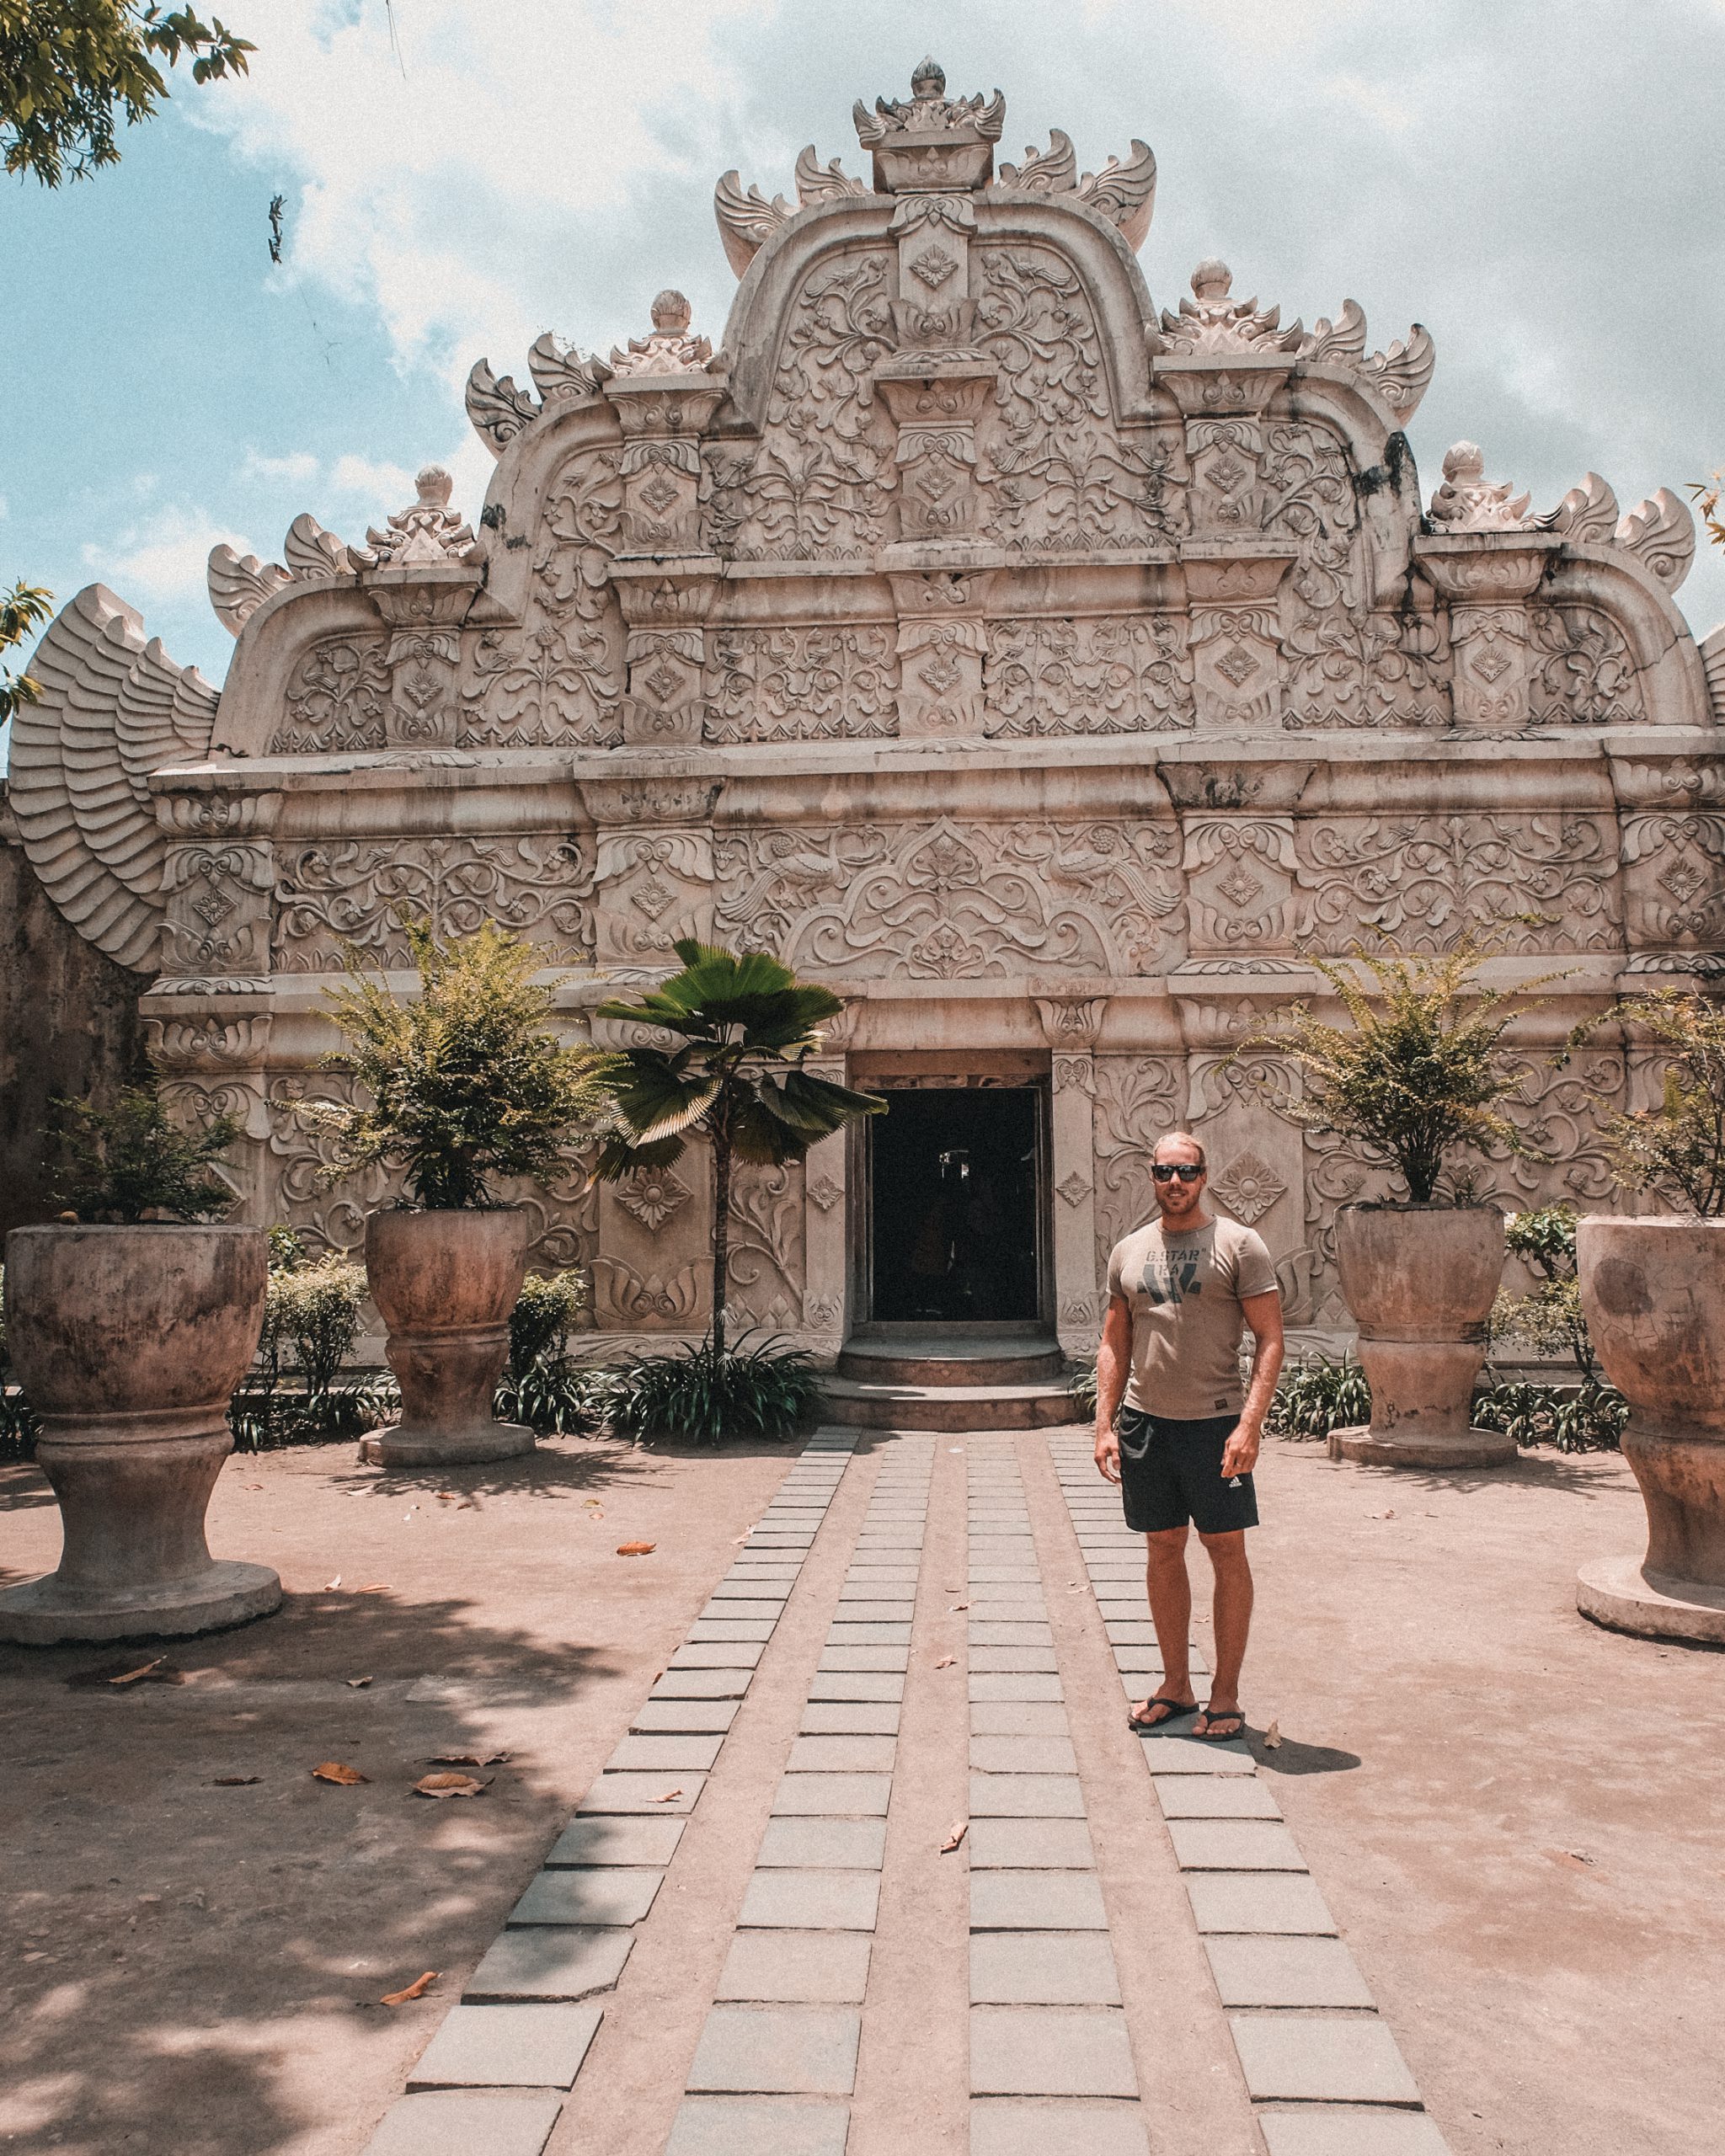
[1106,1214,1279,1421]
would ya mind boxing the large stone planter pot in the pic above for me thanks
[359,1208,532,1468]
[1574,1216,1725,1646]
[1328,1203,1514,1469]
[0,1224,278,1646]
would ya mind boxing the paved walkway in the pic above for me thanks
[359,1429,1451,2155]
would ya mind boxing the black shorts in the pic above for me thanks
[1117,1407,1259,1535]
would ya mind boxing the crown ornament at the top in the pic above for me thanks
[608,291,714,378]
[853,58,1004,193]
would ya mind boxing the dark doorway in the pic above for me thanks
[869,1087,1042,1323]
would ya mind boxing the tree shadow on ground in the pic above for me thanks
[312,1428,809,1508]
[0,1582,641,2155]
[1312,1449,1632,1503]
[0,1461,57,1512]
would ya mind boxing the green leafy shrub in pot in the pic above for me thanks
[51,1086,241,1222]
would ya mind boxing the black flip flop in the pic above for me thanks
[1194,1702,1247,1741]
[1128,1696,1199,1735]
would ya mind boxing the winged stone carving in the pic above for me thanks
[285,511,372,579]
[793,143,869,204]
[1297,300,1368,366]
[998,129,1078,195]
[1359,323,1435,421]
[1616,488,1695,590]
[206,545,292,637]
[1072,140,1157,251]
[465,358,539,458]
[6,584,219,969]
[1534,471,1620,545]
[527,331,611,405]
[714,169,793,276]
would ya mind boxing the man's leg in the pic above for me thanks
[1194,1528,1252,1733]
[1133,1526,1199,1722]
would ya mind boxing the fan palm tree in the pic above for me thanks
[594,941,885,1359]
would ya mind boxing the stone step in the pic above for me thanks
[822,1376,1079,1432]
[836,1326,1067,1389]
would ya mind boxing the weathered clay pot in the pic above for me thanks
[1575,1216,1725,1645]
[1328,1203,1514,1468]
[359,1208,533,1467]
[0,1224,278,1645]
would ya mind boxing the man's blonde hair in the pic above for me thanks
[1152,1130,1207,1168]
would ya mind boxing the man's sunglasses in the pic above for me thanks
[1151,1163,1204,1183]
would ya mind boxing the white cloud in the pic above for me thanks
[83,506,250,609]
[239,448,319,485]
[328,453,419,506]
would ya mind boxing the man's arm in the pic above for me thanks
[1093,1294,1131,1482]
[1221,1289,1285,1478]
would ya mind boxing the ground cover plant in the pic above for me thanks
[494,1267,601,1434]
[1477,1201,1626,1452]
[227,1228,384,1451]
[1266,1351,1372,1441]
[599,1332,824,1447]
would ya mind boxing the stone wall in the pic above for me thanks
[0,788,148,1239]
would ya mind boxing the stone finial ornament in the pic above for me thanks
[1158,259,1303,355]
[608,290,714,377]
[1615,488,1696,590]
[853,56,1005,144]
[714,170,795,276]
[206,546,291,635]
[465,358,538,456]
[1293,300,1435,420]
[1428,441,1532,531]
[365,466,483,566]
[794,143,870,204]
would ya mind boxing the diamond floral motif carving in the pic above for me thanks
[911,242,959,289]
[617,1164,693,1234]
[1216,642,1261,687]
[1209,1149,1288,1225]
[807,1174,844,1214]
[1215,862,1263,913]
[1056,1170,1092,1208]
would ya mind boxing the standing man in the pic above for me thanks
[1094,1131,1284,1740]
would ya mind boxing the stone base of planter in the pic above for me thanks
[1328,1422,1516,1470]
[0,1559,282,1646]
[358,1422,536,1469]
[1576,1552,1725,1647]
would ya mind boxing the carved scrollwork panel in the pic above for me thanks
[1620,812,1725,956]
[985,616,1194,735]
[715,818,1185,979]
[270,635,392,755]
[1293,814,1623,954]
[1092,1053,1184,1269]
[725,1159,807,1332]
[274,835,594,971]
[1529,604,1646,727]
[707,625,898,744]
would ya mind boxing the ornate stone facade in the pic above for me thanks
[11,59,1722,1357]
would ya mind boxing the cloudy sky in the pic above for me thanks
[4,0,1722,691]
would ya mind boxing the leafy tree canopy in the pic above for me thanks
[1,579,52,726]
[2,2,252,187]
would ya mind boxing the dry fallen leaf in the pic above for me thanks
[435,1490,457,1502]
[212,1775,261,1787]
[311,1761,370,1786]
[380,1971,439,2006]
[617,1541,656,1556]
[324,1576,342,1591]
[1543,1848,1596,1874]
[653,1787,684,1803]
[1263,1721,1282,1750]
[109,1657,167,1688]
[426,1750,512,1767]
[355,1583,393,1594]
[243,1482,264,1491]
[948,1604,969,1613]
[346,1677,373,1689]
[940,1821,969,1854]
[414,1772,491,1800]
[934,1656,957,1669]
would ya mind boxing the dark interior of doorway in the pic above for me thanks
[870,1087,1040,1324]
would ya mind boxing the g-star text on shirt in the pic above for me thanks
[1139,1252,1202,1306]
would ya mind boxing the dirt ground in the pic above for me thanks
[1,1426,1720,2156]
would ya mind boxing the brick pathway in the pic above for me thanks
[360,1429,1451,2156]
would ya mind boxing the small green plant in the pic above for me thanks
[1237,931,1547,1203]
[494,1269,598,1435]
[308,917,611,1209]
[1488,1203,1601,1380]
[233,1228,376,1448]
[51,1085,238,1222]
[1265,1353,1371,1441]
[603,1334,824,1446]
[1572,989,1725,1217]
[1067,1358,1098,1418]
[1472,1378,1627,1454]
